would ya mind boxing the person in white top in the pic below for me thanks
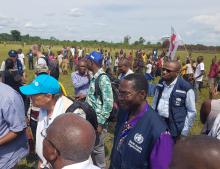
[70,46,75,57]
[17,49,26,70]
[32,44,47,68]
[145,60,154,81]
[194,56,205,101]
[19,74,74,169]
[118,58,134,80]
[78,47,83,58]
[42,113,100,169]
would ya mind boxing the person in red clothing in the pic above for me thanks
[208,57,218,98]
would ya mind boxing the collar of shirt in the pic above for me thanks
[162,77,178,88]
[92,68,105,80]
[75,71,88,77]
[62,158,98,169]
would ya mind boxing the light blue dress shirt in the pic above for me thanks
[152,77,196,136]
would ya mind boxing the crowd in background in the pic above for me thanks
[1,44,220,169]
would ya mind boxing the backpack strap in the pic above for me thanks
[94,73,107,104]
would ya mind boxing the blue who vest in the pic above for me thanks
[110,106,168,169]
[155,76,193,137]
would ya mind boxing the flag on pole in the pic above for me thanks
[167,27,183,60]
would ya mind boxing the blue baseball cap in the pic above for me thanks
[19,74,61,95]
[86,51,103,66]
[8,50,18,57]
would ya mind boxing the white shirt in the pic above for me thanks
[78,49,83,57]
[18,53,26,69]
[118,69,134,80]
[35,55,47,68]
[152,77,197,136]
[36,96,85,168]
[58,54,64,64]
[114,58,119,67]
[156,78,178,118]
[18,53,25,64]
[36,97,65,168]
[186,64,193,74]
[194,62,205,81]
[70,48,75,56]
[0,61,5,71]
[62,158,100,169]
[146,64,152,74]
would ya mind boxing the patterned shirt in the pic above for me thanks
[86,68,113,125]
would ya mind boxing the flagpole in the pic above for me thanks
[183,43,190,57]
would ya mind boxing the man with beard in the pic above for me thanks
[110,74,173,169]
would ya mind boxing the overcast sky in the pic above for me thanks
[0,0,219,45]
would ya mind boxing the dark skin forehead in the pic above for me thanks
[163,61,181,72]
[46,114,95,155]
[119,80,135,93]
[78,60,87,67]
[118,59,129,67]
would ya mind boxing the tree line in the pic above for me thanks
[0,30,219,52]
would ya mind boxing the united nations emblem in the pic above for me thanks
[134,133,144,144]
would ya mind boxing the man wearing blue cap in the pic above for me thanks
[86,51,113,169]
[1,50,24,77]
[20,74,74,169]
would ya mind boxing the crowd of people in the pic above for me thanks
[0,44,220,169]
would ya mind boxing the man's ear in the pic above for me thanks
[139,90,147,100]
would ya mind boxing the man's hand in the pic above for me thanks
[97,125,103,134]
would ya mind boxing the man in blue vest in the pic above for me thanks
[110,74,173,169]
[152,61,196,139]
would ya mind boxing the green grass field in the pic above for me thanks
[0,44,220,168]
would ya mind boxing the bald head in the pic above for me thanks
[170,135,220,169]
[46,113,96,162]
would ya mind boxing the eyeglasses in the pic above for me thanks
[118,91,138,98]
[41,128,60,153]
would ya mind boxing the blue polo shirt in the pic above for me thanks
[0,83,28,169]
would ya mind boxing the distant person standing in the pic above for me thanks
[194,56,205,101]
[118,58,134,80]
[32,44,47,67]
[208,57,218,93]
[69,47,75,71]
[78,47,83,58]
[62,47,69,75]
[114,55,119,75]
[0,82,29,169]
[17,49,25,70]
[145,60,154,80]
[57,51,63,73]
[27,49,34,70]
[185,59,194,83]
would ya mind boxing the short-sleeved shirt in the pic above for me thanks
[194,62,205,82]
[0,82,28,169]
